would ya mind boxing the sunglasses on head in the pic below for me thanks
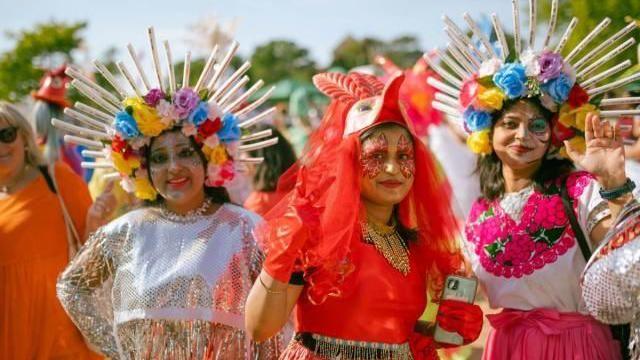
[0,126,17,144]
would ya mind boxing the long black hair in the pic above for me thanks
[476,98,574,200]
[144,127,231,205]
[249,125,297,192]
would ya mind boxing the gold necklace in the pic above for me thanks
[362,219,411,276]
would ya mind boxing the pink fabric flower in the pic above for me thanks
[173,88,200,119]
[538,52,564,82]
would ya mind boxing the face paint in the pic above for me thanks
[360,133,388,179]
[529,118,551,142]
[149,145,201,174]
[397,134,415,179]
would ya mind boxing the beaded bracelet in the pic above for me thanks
[599,178,636,201]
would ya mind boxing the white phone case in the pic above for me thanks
[433,275,478,345]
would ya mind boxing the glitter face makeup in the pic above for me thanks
[360,133,388,179]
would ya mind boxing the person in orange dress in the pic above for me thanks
[0,101,110,359]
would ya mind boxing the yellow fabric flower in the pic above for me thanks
[476,87,505,111]
[208,145,229,165]
[559,136,586,158]
[123,97,167,137]
[558,104,597,131]
[134,177,157,200]
[466,129,492,155]
[111,152,140,176]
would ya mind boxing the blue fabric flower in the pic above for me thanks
[541,73,574,104]
[464,108,493,132]
[114,111,140,139]
[493,63,528,99]
[218,113,241,142]
[188,101,209,126]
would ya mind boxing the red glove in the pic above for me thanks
[435,299,484,346]
[408,333,438,360]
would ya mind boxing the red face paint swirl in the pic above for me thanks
[397,134,415,179]
[360,133,388,179]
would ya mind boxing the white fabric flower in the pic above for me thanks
[539,92,559,112]
[208,101,224,120]
[562,62,576,84]
[520,49,540,77]
[479,58,503,77]
[120,176,136,193]
[203,134,220,148]
[181,123,197,137]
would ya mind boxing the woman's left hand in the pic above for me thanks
[565,112,627,189]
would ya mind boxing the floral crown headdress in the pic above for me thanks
[52,27,278,200]
[425,0,640,157]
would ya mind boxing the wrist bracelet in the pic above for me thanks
[599,178,636,201]
[258,274,286,295]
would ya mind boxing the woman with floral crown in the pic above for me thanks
[425,1,640,359]
[55,27,283,359]
[244,72,484,360]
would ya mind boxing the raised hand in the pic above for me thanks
[564,112,627,189]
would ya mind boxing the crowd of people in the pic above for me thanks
[2,1,640,359]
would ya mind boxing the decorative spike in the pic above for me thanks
[208,41,240,92]
[491,13,509,60]
[587,71,640,97]
[577,38,635,79]
[163,40,176,94]
[147,27,164,92]
[92,60,128,98]
[222,80,264,113]
[554,17,578,54]
[64,108,110,130]
[443,19,485,61]
[574,22,638,70]
[236,86,275,117]
[463,13,497,58]
[238,157,264,164]
[182,51,191,89]
[580,60,632,88]
[426,77,461,97]
[126,43,151,92]
[239,107,276,128]
[116,61,143,97]
[71,80,119,115]
[194,45,219,92]
[63,135,103,148]
[52,118,110,139]
[216,75,249,106]
[512,0,522,57]
[432,100,463,118]
[600,109,640,117]
[237,137,278,152]
[600,97,640,106]
[74,102,113,124]
[81,161,114,169]
[438,49,470,78]
[240,129,273,142]
[528,0,536,49]
[565,17,611,62]
[435,92,460,108]
[543,0,558,49]
[81,150,107,158]
[422,53,463,88]
[446,29,481,68]
[66,66,121,105]
[210,61,251,101]
[447,45,476,74]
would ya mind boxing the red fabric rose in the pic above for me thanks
[198,117,222,139]
[567,84,589,109]
[551,115,576,147]
[111,134,133,159]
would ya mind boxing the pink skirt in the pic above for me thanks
[483,308,621,360]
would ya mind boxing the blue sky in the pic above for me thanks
[1,0,515,66]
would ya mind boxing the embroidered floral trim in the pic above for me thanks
[466,172,592,278]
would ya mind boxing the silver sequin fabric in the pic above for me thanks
[56,203,283,359]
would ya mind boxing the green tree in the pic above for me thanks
[330,35,423,70]
[0,21,87,101]
[248,40,317,85]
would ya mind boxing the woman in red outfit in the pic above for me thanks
[245,72,483,359]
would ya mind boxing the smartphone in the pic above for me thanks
[433,275,478,345]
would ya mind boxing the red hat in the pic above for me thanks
[312,71,413,137]
[31,65,71,108]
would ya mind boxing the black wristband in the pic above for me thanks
[288,271,305,285]
[599,178,636,201]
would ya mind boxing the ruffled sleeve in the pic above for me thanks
[56,223,127,358]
